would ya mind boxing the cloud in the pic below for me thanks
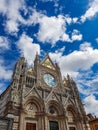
[17,33,40,65]
[0,0,25,34]
[96,37,98,43]
[64,16,78,24]
[24,9,44,25]
[0,36,10,51]
[71,29,82,41]
[84,94,98,116]
[62,29,83,43]
[49,42,98,77]
[0,0,7,14]
[77,71,98,96]
[0,59,12,80]
[36,14,81,45]
[81,0,98,22]
[72,17,78,23]
[0,0,80,44]
[55,46,66,53]
[37,15,66,45]
[1,3,80,45]
[5,20,19,34]
[61,33,71,42]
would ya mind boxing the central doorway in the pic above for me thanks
[26,122,36,130]
[49,121,59,130]
[69,127,76,130]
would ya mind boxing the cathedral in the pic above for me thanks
[0,54,90,130]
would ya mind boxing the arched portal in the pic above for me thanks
[45,100,65,130]
[66,105,78,130]
[19,96,44,130]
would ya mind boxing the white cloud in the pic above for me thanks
[17,33,40,65]
[0,59,12,80]
[49,42,98,77]
[0,0,25,34]
[26,9,44,25]
[80,42,91,51]
[37,15,66,45]
[56,46,66,53]
[62,33,71,42]
[84,95,98,116]
[36,14,81,45]
[0,1,80,44]
[65,16,72,25]
[20,9,80,45]
[96,37,98,43]
[62,29,82,43]
[0,36,10,50]
[71,29,82,42]
[77,71,98,96]
[72,17,78,23]
[0,0,7,14]
[81,0,98,22]
[6,20,19,34]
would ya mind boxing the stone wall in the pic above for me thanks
[0,118,13,130]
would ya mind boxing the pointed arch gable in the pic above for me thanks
[24,96,44,112]
[66,105,78,118]
[46,100,64,116]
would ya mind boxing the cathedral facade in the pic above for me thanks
[0,54,90,130]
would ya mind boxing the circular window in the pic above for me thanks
[43,73,56,87]
[49,106,57,115]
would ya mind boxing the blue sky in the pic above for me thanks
[0,0,98,116]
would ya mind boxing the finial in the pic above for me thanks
[46,51,49,56]
[67,73,70,80]
[36,51,38,55]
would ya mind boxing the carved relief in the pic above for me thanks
[13,123,18,130]
[42,57,55,70]
[67,111,75,123]
[11,90,19,104]
[48,105,58,116]
[26,102,38,116]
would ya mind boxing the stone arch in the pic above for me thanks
[20,96,44,130]
[46,100,64,116]
[66,105,79,130]
[66,104,79,129]
[24,96,44,112]
[66,105,78,119]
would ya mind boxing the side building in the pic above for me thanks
[0,54,90,130]
[87,114,98,130]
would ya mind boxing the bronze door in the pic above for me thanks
[49,121,59,130]
[69,127,76,130]
[26,123,36,130]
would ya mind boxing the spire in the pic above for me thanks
[67,73,70,80]
[55,61,60,69]
[35,52,40,63]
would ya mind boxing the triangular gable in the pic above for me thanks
[41,55,55,70]
[45,90,60,104]
[24,85,42,100]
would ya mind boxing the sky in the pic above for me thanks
[0,0,98,116]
